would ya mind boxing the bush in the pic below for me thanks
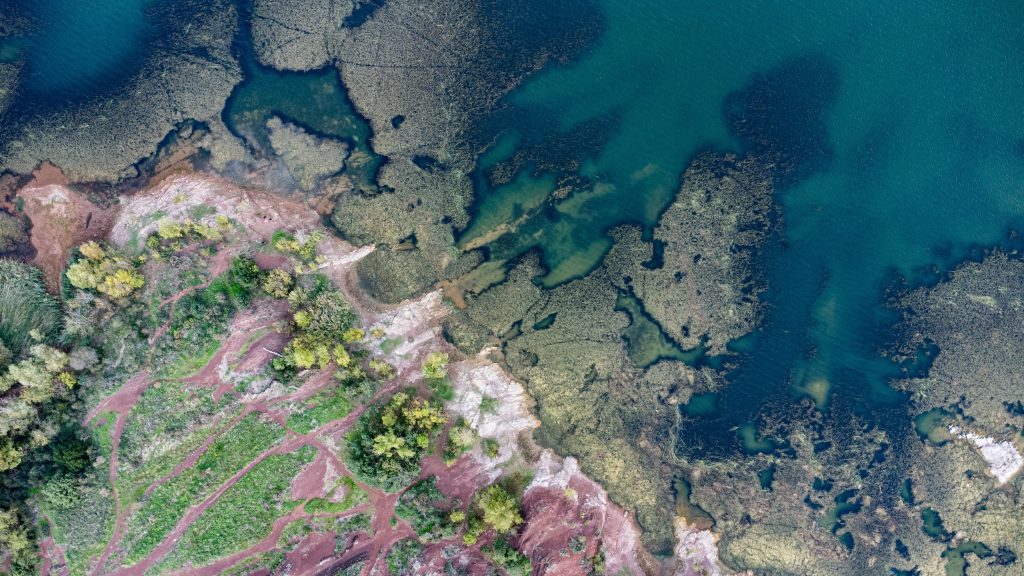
[477,484,523,534]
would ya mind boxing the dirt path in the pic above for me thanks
[86,371,151,576]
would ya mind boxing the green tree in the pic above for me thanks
[0,508,33,572]
[478,485,523,533]
[262,268,293,298]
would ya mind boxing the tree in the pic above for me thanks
[0,508,33,570]
[68,346,98,371]
[478,485,523,534]
[262,268,293,298]
[98,268,145,299]
[230,256,263,291]
[300,290,356,340]
[0,439,23,472]
[66,244,145,299]
[422,352,449,379]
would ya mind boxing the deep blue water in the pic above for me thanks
[464,0,1024,455]
[6,0,1024,459]
[6,0,156,104]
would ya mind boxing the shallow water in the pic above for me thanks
[465,0,1024,454]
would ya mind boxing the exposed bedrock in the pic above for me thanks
[0,0,242,182]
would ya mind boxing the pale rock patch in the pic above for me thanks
[948,425,1023,485]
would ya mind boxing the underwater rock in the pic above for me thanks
[605,153,776,355]
[266,116,349,191]
[0,0,242,182]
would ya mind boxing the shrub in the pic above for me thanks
[483,538,532,576]
[422,352,449,379]
[0,260,61,356]
[477,484,523,534]
[0,212,28,253]
[394,477,456,542]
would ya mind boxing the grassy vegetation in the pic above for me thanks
[334,513,373,553]
[151,257,263,378]
[394,476,457,542]
[165,446,314,568]
[0,260,61,358]
[218,551,285,576]
[123,414,286,563]
[386,538,424,575]
[304,477,367,514]
[44,481,117,575]
[286,386,352,434]
[379,336,404,355]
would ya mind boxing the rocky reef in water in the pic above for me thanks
[0,0,242,183]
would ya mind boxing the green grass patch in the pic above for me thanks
[379,337,404,355]
[479,396,498,414]
[287,387,352,434]
[162,339,222,379]
[117,406,243,506]
[304,477,367,514]
[166,446,315,568]
[426,376,454,402]
[122,414,286,563]
[187,204,218,220]
[90,411,118,458]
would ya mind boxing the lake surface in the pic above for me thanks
[6,0,156,104]
[467,0,1024,455]
[7,0,1024,457]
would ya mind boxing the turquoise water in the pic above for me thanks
[9,0,155,100]
[466,0,1024,454]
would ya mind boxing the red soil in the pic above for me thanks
[16,171,118,292]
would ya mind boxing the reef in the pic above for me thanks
[604,153,776,354]
[0,0,242,183]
